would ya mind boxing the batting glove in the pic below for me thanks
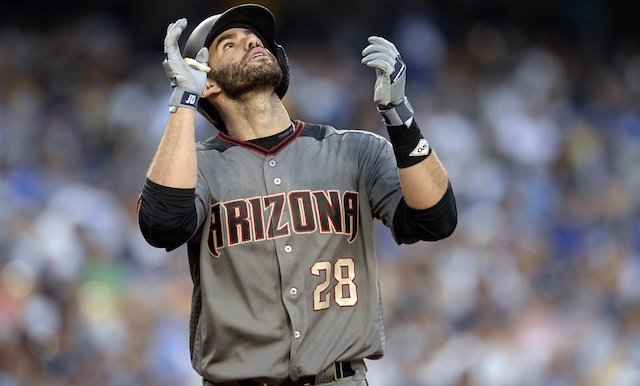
[163,18,211,112]
[361,36,414,127]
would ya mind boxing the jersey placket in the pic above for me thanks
[263,153,305,381]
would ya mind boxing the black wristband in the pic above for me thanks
[387,120,431,168]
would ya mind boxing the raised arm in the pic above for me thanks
[361,36,450,210]
[138,19,211,250]
[147,18,210,189]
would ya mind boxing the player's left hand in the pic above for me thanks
[361,36,407,107]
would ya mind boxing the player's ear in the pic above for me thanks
[202,77,221,98]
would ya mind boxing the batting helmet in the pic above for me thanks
[182,3,290,132]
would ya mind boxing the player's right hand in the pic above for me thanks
[163,19,210,99]
[361,36,407,107]
[362,36,414,127]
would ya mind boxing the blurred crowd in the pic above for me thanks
[1,1,640,385]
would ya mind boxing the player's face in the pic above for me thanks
[208,27,282,99]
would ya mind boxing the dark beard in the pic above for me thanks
[210,51,283,99]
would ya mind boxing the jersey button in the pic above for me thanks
[284,245,292,253]
[290,287,298,296]
[274,177,282,185]
[294,331,301,339]
[269,160,277,167]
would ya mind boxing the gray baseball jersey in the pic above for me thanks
[188,120,404,383]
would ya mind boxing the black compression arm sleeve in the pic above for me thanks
[138,179,198,250]
[393,183,458,244]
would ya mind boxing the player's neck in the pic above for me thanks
[222,91,291,141]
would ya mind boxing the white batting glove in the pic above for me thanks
[163,18,211,112]
[361,36,414,127]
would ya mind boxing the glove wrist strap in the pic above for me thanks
[169,87,200,112]
[377,97,414,127]
[384,100,432,168]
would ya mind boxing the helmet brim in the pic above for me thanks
[204,4,276,54]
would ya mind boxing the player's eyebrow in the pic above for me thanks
[215,29,258,51]
[215,31,238,50]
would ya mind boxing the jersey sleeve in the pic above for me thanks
[358,132,406,230]
[192,162,213,236]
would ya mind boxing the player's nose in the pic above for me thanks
[244,33,263,50]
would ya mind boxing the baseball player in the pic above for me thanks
[138,3,457,385]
